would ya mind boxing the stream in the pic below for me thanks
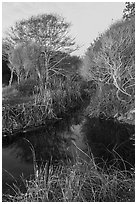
[2,119,86,195]
[2,116,135,195]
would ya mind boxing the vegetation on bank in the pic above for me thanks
[2,3,135,202]
[2,74,94,135]
[2,13,94,135]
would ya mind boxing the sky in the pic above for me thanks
[2,2,125,56]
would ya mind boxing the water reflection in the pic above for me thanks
[2,142,34,194]
[2,125,71,194]
[3,116,134,195]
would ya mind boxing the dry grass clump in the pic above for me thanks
[3,158,135,202]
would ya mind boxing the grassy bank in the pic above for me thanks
[3,158,135,202]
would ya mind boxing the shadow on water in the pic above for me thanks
[2,141,33,195]
[82,116,135,170]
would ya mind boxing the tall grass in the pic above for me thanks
[3,154,135,202]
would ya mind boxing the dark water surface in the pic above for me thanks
[2,122,76,195]
[2,138,34,194]
[2,117,135,195]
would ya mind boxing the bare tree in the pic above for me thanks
[80,19,135,103]
[3,14,78,88]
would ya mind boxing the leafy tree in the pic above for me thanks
[7,41,81,91]
[8,42,42,85]
[8,43,28,85]
[123,2,135,20]
[3,14,78,88]
[80,18,135,118]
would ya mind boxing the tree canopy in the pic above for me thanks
[3,14,78,87]
[80,17,135,118]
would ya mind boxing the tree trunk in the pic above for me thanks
[9,70,13,86]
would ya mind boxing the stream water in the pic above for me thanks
[2,120,86,195]
[3,141,34,195]
[2,117,135,195]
